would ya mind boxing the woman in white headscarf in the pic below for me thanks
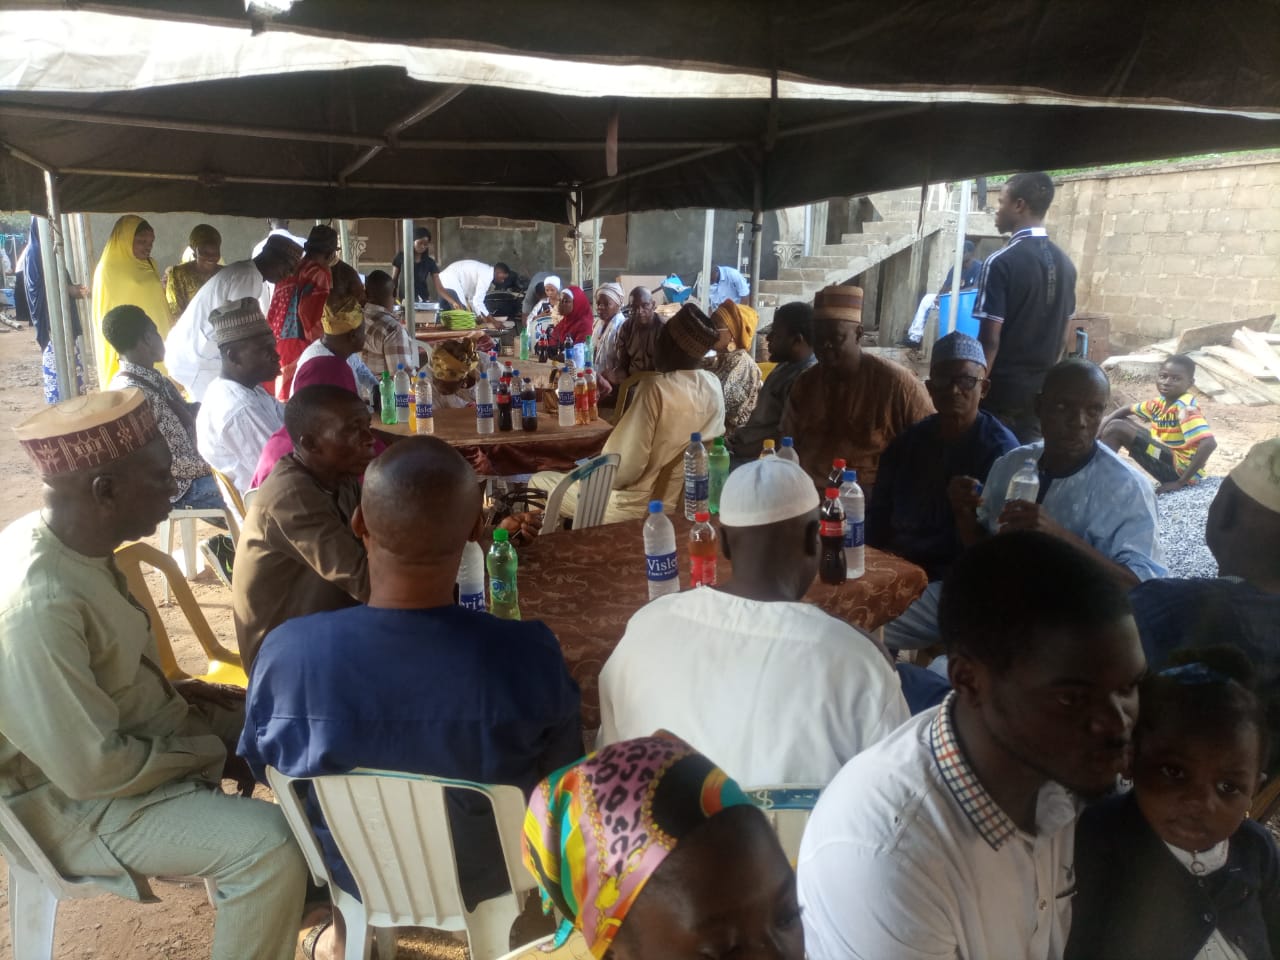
[592,282,626,395]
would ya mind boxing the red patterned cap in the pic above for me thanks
[17,389,159,477]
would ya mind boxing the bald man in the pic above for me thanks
[240,437,582,938]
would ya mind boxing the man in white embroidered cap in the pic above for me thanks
[597,457,907,788]
[0,390,307,960]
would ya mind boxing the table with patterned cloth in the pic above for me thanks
[374,407,612,476]
[516,513,930,730]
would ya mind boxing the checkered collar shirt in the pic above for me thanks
[929,691,1018,850]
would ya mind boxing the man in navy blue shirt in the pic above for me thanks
[867,331,1018,581]
[974,172,1078,442]
[239,437,583,952]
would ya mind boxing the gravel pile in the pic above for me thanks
[1153,476,1221,579]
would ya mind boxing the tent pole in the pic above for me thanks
[35,215,72,403]
[401,219,416,331]
[73,214,97,372]
[749,171,764,323]
[337,219,351,264]
[571,190,584,289]
[590,218,602,294]
[945,180,971,337]
[43,172,79,398]
[699,210,714,309]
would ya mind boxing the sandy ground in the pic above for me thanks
[0,322,1276,958]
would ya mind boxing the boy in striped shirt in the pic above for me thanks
[1099,354,1217,493]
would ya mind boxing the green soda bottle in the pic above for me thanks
[379,370,397,425]
[487,528,521,620]
[520,328,530,362]
[708,436,730,514]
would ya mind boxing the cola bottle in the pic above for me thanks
[819,487,848,585]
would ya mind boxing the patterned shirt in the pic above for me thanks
[1129,392,1214,476]
[706,348,762,434]
[109,362,210,501]
[361,303,416,379]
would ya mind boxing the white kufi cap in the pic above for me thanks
[719,457,819,527]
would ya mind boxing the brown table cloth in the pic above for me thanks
[516,514,929,730]
[374,406,612,476]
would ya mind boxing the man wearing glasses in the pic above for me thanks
[866,332,1019,582]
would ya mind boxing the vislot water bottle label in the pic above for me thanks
[416,401,433,419]
[685,477,709,501]
[395,394,410,408]
[459,592,485,611]
[558,390,574,406]
[646,551,679,582]
[844,520,865,548]
[476,402,494,419]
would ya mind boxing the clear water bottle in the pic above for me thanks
[380,370,397,425]
[778,436,800,464]
[455,540,486,611]
[759,439,777,459]
[510,369,523,430]
[475,371,495,435]
[415,372,434,435]
[683,432,709,520]
[487,528,521,620]
[840,469,865,580]
[689,511,718,587]
[488,350,503,382]
[643,500,680,599]
[1006,457,1041,504]
[708,437,730,515]
[557,367,576,427]
[571,340,587,370]
[393,363,411,423]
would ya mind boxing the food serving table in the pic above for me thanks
[514,513,929,730]
[373,407,612,476]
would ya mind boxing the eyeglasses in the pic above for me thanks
[931,375,984,394]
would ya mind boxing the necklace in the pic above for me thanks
[1166,838,1229,876]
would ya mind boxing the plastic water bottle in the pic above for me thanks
[819,487,848,585]
[778,436,800,464]
[689,511,718,587]
[1006,457,1041,504]
[415,372,434,435]
[521,377,539,432]
[708,437,730,515]
[393,363,411,423]
[475,371,495,435]
[683,432,709,520]
[486,529,521,619]
[643,500,680,599]
[557,368,576,427]
[759,439,777,458]
[488,351,503,382]
[455,540,486,611]
[572,340,587,370]
[379,370,397,425]
[840,469,865,579]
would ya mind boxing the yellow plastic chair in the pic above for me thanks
[114,541,248,687]
[210,468,247,544]
[757,361,777,381]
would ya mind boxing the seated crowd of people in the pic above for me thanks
[2,188,1278,960]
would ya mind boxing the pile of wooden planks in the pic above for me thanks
[1102,314,1280,406]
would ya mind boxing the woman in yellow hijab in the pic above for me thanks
[708,300,762,434]
[91,215,170,386]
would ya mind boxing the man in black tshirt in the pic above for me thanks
[973,172,1078,442]
[391,226,440,303]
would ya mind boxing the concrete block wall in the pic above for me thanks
[1050,155,1280,347]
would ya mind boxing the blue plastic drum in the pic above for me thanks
[937,289,979,338]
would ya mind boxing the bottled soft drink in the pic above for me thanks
[643,500,680,599]
[583,361,599,421]
[574,372,590,425]
[496,376,513,432]
[708,437,730,515]
[683,432,709,520]
[415,372,434,435]
[380,370,397,425]
[510,369,523,430]
[407,373,418,433]
[689,511,718,587]
[819,487,848,584]
[455,540,486,611]
[827,458,848,489]
[759,439,777,459]
[840,469,865,579]
[519,329,530,361]
[557,368,576,426]
[486,528,521,620]
[393,363,411,423]
[475,371,495,435]
[521,377,539,432]
[563,335,575,367]
[1006,457,1041,504]
[778,436,800,464]
[502,361,514,385]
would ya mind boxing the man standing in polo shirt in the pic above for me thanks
[974,172,1078,442]
[798,532,1145,960]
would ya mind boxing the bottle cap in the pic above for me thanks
[694,511,711,522]
[418,370,427,378]
[825,487,840,499]
[648,500,664,514]
[713,437,725,448]
[843,469,858,483]
[762,439,775,448]
[492,528,510,542]
[781,436,794,447]
[479,371,489,379]
[397,363,405,370]
[690,432,702,443]
[833,458,847,469]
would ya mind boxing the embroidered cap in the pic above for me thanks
[719,457,819,527]
[812,285,863,324]
[17,388,159,477]
[931,331,988,369]
[663,302,719,360]
[209,297,272,346]
[1229,437,1280,514]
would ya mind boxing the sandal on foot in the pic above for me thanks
[300,919,332,960]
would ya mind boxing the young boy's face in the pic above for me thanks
[1157,362,1193,400]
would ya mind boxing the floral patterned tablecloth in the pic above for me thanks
[516,514,929,730]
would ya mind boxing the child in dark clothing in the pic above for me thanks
[1067,647,1280,960]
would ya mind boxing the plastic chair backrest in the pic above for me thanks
[541,453,621,533]
[0,798,105,900]
[611,371,657,423]
[114,541,246,686]
[650,448,686,512]
[211,468,246,541]
[745,785,823,864]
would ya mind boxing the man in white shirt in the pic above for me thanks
[166,236,301,401]
[599,457,907,787]
[196,298,285,494]
[436,259,510,319]
[250,218,308,258]
[708,264,750,311]
[798,531,1146,960]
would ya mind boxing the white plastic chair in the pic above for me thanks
[0,798,215,960]
[266,766,539,960]
[745,785,823,864]
[540,453,620,532]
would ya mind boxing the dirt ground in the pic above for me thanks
[0,323,1276,958]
